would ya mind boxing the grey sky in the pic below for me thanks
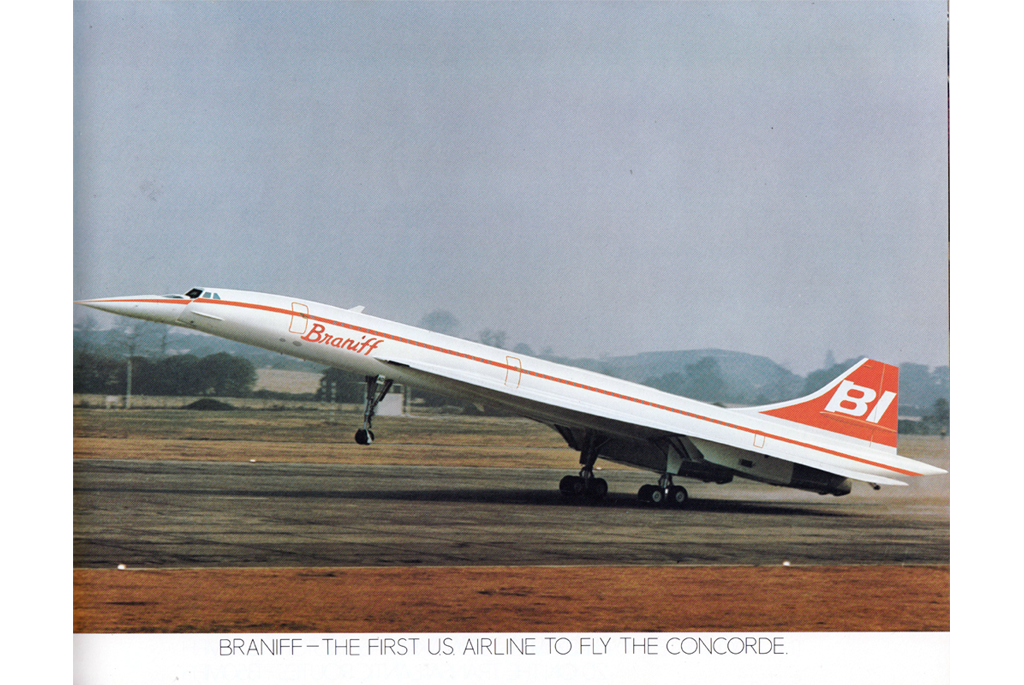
[73,1,948,374]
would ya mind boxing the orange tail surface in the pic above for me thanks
[757,359,899,450]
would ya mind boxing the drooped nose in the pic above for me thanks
[76,295,189,325]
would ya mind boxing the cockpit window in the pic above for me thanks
[185,288,221,300]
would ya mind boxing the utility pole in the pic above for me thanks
[330,376,337,423]
[125,326,137,409]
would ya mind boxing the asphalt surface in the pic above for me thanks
[74,458,949,568]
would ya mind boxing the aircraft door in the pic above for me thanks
[504,356,522,389]
[289,302,310,335]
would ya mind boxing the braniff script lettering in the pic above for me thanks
[300,323,383,355]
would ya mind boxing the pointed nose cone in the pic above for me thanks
[76,295,188,325]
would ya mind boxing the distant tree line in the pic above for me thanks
[316,368,367,404]
[74,317,948,428]
[315,367,502,414]
[898,398,950,436]
[74,351,257,397]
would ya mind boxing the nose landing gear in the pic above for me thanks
[354,375,393,445]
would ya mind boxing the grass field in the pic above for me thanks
[73,406,948,470]
[73,407,607,469]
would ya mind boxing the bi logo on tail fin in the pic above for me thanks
[759,359,900,449]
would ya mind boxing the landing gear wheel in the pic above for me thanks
[638,484,660,504]
[354,428,374,445]
[667,485,689,508]
[586,477,608,500]
[560,475,606,500]
[559,475,586,497]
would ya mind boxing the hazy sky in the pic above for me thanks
[73,1,948,374]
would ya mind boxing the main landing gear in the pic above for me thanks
[638,473,688,508]
[559,473,609,499]
[354,375,393,445]
[559,431,609,501]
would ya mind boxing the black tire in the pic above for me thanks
[560,475,586,497]
[668,485,688,508]
[649,487,665,504]
[586,477,608,500]
[638,484,654,503]
[354,428,373,445]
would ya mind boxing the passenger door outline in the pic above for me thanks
[504,356,522,389]
[289,302,310,335]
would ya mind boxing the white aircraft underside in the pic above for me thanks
[78,287,946,506]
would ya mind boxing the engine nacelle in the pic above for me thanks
[788,464,853,496]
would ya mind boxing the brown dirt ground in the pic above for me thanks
[74,564,948,633]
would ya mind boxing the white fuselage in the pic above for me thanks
[79,287,945,489]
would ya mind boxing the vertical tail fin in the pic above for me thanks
[753,359,899,450]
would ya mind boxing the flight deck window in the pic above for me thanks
[213,293,221,300]
[202,293,211,298]
[185,288,203,299]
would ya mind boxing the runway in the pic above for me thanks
[74,457,949,569]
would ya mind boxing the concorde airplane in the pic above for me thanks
[78,287,946,506]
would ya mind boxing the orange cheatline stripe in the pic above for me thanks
[100,296,925,477]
